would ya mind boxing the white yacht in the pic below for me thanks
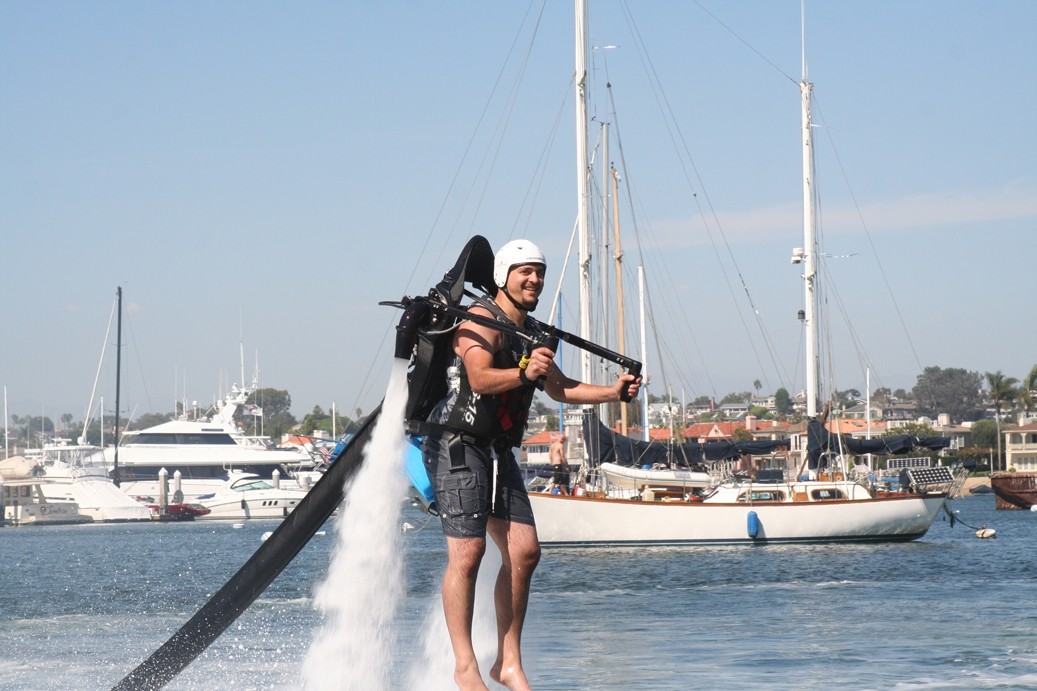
[94,384,320,503]
[29,440,153,522]
[1,455,92,526]
[194,471,309,520]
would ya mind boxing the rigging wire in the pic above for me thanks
[349,0,550,416]
[615,0,793,397]
[813,95,926,375]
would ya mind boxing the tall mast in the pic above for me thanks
[800,21,819,419]
[112,286,123,486]
[3,385,8,459]
[638,266,649,442]
[599,121,611,375]
[612,165,628,435]
[574,0,593,386]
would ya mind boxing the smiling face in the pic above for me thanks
[505,262,545,311]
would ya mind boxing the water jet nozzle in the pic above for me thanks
[392,297,430,360]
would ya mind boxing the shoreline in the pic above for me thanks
[962,476,992,495]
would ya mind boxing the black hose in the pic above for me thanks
[111,404,383,690]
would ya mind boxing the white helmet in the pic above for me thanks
[493,239,546,288]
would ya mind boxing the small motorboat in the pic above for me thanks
[194,471,309,520]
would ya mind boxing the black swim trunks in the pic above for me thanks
[423,435,535,539]
[552,466,571,487]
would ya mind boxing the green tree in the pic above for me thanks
[732,427,754,441]
[131,412,175,431]
[774,388,793,417]
[1018,364,1037,416]
[10,414,55,445]
[241,388,298,440]
[882,421,936,438]
[985,370,1019,472]
[720,391,752,405]
[748,405,771,419]
[912,366,982,422]
[971,419,998,450]
[298,405,355,438]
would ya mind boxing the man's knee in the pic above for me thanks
[510,530,541,572]
[448,536,488,574]
[519,542,542,572]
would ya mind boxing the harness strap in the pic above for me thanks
[407,421,509,472]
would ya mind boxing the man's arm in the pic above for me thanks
[454,309,527,395]
[527,345,640,404]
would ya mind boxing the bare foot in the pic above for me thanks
[455,661,489,691]
[490,661,531,691]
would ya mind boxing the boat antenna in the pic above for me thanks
[801,0,808,82]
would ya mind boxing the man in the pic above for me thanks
[424,239,641,690]
[549,433,570,495]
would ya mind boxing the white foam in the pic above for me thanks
[301,358,410,690]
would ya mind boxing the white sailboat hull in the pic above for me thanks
[529,491,949,546]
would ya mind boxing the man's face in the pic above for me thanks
[506,263,545,309]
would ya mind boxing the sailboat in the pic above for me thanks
[525,1,965,546]
[8,288,153,523]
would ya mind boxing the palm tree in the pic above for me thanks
[1017,364,1037,417]
[985,371,1019,472]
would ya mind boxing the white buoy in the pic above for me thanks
[261,531,273,542]
[1030,505,1037,512]
[976,527,996,539]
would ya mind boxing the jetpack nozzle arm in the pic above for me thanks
[541,324,642,402]
[390,297,431,359]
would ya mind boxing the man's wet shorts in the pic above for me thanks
[423,435,536,539]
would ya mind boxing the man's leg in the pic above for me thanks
[487,517,541,691]
[443,535,489,690]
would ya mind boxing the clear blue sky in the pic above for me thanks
[2,1,1034,425]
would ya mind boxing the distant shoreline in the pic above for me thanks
[962,476,992,495]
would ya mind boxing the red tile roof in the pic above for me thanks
[522,430,565,446]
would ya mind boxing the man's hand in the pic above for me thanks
[615,373,642,401]
[522,345,556,383]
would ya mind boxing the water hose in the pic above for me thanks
[111,404,383,690]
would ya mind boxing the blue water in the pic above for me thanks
[1,495,1035,690]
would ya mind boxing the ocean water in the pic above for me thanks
[1,495,1035,690]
